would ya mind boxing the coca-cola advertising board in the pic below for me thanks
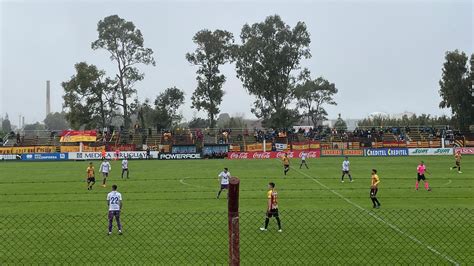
[455,147,474,155]
[227,150,321,160]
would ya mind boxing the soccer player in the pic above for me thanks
[370,169,381,209]
[107,184,123,235]
[282,153,290,176]
[341,156,353,182]
[101,150,107,160]
[450,151,462,174]
[217,168,231,199]
[100,159,112,187]
[416,161,431,191]
[121,157,129,179]
[114,149,120,161]
[260,182,282,232]
[86,162,96,190]
[299,151,309,169]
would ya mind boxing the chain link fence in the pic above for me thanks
[0,208,472,264]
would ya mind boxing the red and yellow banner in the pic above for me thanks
[246,143,272,152]
[60,130,97,142]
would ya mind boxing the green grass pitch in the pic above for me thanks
[0,156,472,264]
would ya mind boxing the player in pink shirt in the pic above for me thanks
[416,161,431,191]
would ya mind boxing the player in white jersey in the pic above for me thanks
[299,151,309,169]
[107,184,123,235]
[121,157,129,179]
[341,156,353,182]
[217,168,231,199]
[100,159,112,187]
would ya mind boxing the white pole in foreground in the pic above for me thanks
[263,138,266,152]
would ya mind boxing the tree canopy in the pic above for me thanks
[234,15,311,128]
[186,29,234,128]
[92,14,155,130]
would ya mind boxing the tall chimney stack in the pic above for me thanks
[46,80,51,116]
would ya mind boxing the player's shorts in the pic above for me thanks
[284,164,290,169]
[108,210,120,220]
[87,177,96,183]
[417,173,426,181]
[122,168,128,172]
[220,184,229,189]
[370,188,378,197]
[342,170,349,174]
[102,172,109,177]
[301,159,306,163]
[267,208,279,218]
[456,161,460,167]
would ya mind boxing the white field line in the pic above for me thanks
[293,167,459,266]
[442,179,452,186]
[179,176,214,190]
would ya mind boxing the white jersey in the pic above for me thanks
[301,152,307,160]
[100,161,111,173]
[107,191,122,211]
[342,160,350,171]
[218,171,231,185]
[122,159,128,169]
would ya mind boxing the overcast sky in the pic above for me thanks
[1,0,472,127]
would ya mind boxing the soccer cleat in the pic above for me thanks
[278,229,283,233]
[118,230,123,235]
[259,227,267,231]
[458,171,462,174]
[428,188,432,191]
[450,167,452,171]
[350,180,353,182]
[102,184,106,188]
[341,180,344,183]
[108,232,112,236]
[375,205,380,209]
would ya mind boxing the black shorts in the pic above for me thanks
[220,184,228,189]
[417,173,426,181]
[267,208,279,218]
[370,188,378,197]
[102,172,109,177]
[456,161,460,167]
[87,177,96,183]
[284,165,289,169]
[342,170,349,174]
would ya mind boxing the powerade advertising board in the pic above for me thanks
[364,148,409,157]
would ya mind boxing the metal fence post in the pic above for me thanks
[228,176,240,266]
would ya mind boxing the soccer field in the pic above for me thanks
[0,156,473,264]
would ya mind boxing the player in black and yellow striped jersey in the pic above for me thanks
[282,153,290,176]
[370,169,381,209]
[86,162,96,190]
[450,151,462,174]
[260,182,282,232]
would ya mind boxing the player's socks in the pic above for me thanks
[424,182,429,190]
[371,198,376,207]
[374,198,380,206]
[264,218,269,229]
[415,181,419,190]
[276,217,282,230]
[217,190,222,198]
[349,175,353,182]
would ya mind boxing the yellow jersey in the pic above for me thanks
[371,174,380,187]
[87,166,95,178]
[455,154,462,163]
[282,156,289,166]
[267,189,278,209]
